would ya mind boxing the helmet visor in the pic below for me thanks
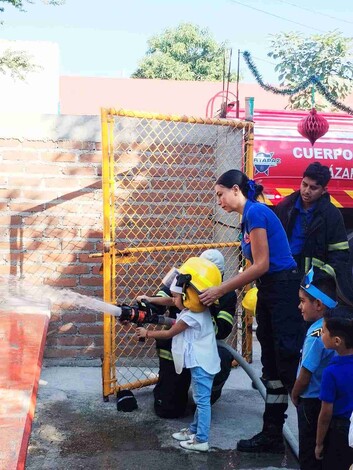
[161,267,179,289]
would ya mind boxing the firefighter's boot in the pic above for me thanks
[236,424,285,454]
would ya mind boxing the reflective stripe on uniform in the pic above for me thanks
[328,241,349,251]
[211,316,218,335]
[311,259,336,278]
[265,380,284,390]
[157,348,173,361]
[217,310,234,325]
[265,394,288,404]
[304,257,312,273]
[156,291,171,299]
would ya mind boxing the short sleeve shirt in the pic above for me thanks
[241,200,297,273]
[319,354,353,418]
[298,318,336,398]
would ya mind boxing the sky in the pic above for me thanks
[0,0,353,84]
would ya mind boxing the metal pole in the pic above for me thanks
[225,48,233,113]
[236,49,240,118]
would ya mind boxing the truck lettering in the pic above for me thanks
[323,148,334,159]
[343,149,353,161]
[293,147,345,160]
[314,148,323,159]
[333,149,342,159]
[330,167,353,179]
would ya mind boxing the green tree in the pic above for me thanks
[0,0,64,80]
[132,22,235,82]
[268,31,353,111]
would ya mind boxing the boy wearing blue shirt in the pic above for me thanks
[291,267,337,470]
[316,305,353,469]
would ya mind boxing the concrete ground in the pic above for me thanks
[27,337,300,470]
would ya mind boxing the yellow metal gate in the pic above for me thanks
[100,108,254,399]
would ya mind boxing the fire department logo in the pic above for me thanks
[243,232,250,244]
[254,152,281,175]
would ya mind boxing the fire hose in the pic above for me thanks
[115,300,175,342]
[102,299,299,459]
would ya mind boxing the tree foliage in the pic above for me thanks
[132,22,235,82]
[268,31,353,111]
[0,0,64,15]
[0,0,64,79]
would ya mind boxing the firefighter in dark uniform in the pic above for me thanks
[275,162,352,304]
[137,249,236,419]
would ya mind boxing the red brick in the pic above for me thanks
[40,252,76,264]
[79,152,101,163]
[79,276,103,286]
[78,325,103,335]
[63,313,97,323]
[62,166,98,177]
[40,152,77,162]
[56,336,96,347]
[44,348,102,358]
[45,277,78,288]
[56,265,90,275]
[78,254,102,264]
[62,241,96,252]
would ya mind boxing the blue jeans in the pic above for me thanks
[189,366,214,443]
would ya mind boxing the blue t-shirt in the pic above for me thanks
[319,354,353,418]
[290,198,317,256]
[241,200,297,273]
[298,318,336,399]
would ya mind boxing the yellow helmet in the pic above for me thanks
[177,257,222,312]
[242,287,258,315]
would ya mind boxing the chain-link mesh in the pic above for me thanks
[101,109,254,398]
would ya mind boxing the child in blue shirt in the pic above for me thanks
[291,266,337,470]
[316,305,353,469]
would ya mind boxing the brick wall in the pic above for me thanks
[0,115,106,360]
[0,114,244,363]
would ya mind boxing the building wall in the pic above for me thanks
[0,114,243,361]
[59,77,290,117]
[0,115,104,360]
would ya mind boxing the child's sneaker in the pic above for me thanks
[172,428,195,441]
[180,439,209,452]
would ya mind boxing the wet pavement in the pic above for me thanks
[27,338,300,470]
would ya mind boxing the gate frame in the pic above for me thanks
[100,108,254,400]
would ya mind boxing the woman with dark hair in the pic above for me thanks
[199,169,305,453]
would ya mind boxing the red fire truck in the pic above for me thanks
[227,108,353,241]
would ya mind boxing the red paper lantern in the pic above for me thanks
[297,108,329,146]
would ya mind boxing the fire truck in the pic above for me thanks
[227,108,353,245]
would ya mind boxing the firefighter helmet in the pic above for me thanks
[242,287,258,315]
[177,256,222,312]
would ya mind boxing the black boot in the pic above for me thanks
[237,425,285,454]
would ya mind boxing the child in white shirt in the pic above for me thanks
[136,256,221,452]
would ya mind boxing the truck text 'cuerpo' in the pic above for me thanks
[227,108,353,235]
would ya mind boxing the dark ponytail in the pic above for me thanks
[216,169,263,202]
